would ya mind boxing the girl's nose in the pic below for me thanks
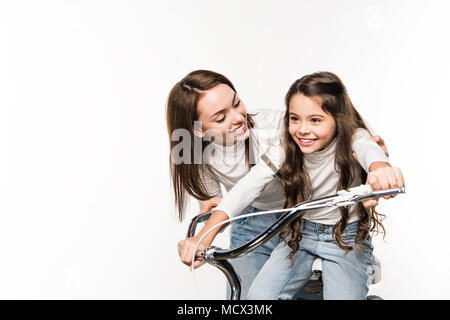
[298,122,311,135]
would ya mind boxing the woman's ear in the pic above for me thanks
[193,120,204,138]
[193,128,205,138]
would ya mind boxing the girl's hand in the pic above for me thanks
[177,236,210,270]
[365,165,405,206]
[200,196,223,213]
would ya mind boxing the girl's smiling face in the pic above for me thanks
[196,84,249,145]
[288,93,336,154]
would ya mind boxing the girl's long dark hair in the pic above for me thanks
[166,70,254,221]
[279,72,385,264]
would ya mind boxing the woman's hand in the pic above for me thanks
[371,135,389,157]
[177,209,229,270]
[365,164,405,207]
[177,236,210,270]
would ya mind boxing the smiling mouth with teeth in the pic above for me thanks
[297,137,317,146]
[228,122,247,135]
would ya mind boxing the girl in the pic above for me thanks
[168,70,389,299]
[246,72,404,300]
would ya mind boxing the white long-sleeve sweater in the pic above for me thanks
[201,108,389,225]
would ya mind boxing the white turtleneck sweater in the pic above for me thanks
[201,109,389,225]
[300,136,365,223]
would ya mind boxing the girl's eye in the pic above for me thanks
[311,118,321,123]
[233,100,241,108]
[216,116,225,123]
[290,116,299,121]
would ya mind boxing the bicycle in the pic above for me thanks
[187,184,405,300]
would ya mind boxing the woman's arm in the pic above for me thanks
[177,146,283,268]
[177,169,225,268]
[177,209,229,269]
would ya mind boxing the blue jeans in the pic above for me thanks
[247,219,374,300]
[227,205,282,300]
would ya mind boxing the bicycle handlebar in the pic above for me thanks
[186,211,213,238]
[187,185,405,300]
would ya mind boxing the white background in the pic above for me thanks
[1,0,449,299]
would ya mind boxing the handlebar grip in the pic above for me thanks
[338,184,373,196]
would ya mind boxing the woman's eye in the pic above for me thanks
[290,116,298,121]
[311,118,321,123]
[216,116,225,123]
[233,100,241,108]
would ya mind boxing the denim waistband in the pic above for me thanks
[301,219,358,235]
[242,205,282,218]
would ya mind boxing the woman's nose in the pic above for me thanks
[230,108,245,124]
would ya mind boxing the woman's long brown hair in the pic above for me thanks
[166,70,254,221]
[279,72,385,264]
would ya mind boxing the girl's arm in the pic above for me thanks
[371,135,389,157]
[352,128,390,172]
[217,131,390,217]
[366,163,404,206]
[352,129,405,206]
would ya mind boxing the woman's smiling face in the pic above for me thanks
[288,93,336,154]
[196,84,249,145]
